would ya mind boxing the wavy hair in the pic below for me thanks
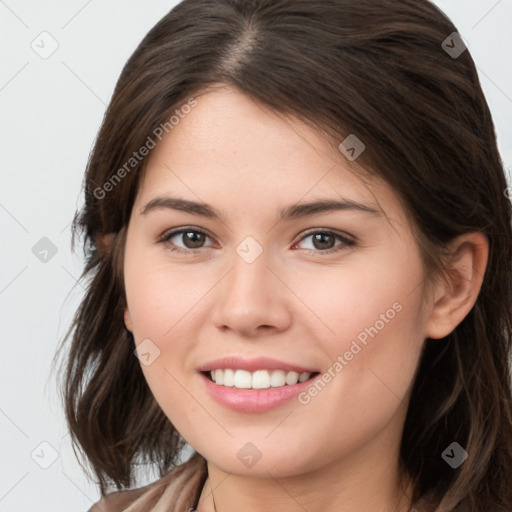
[54,1,512,510]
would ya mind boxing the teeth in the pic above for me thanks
[234,369,252,389]
[208,369,312,389]
[298,372,310,382]
[252,370,271,389]
[270,369,285,387]
[285,371,299,385]
[223,368,235,387]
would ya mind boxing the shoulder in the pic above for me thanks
[87,452,207,512]
[87,485,150,512]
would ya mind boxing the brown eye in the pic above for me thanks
[180,231,206,249]
[160,227,213,254]
[311,232,336,250]
[295,230,355,255]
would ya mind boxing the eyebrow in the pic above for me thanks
[140,196,382,221]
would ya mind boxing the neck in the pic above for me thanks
[196,426,414,512]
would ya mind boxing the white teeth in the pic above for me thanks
[298,372,310,382]
[208,369,312,389]
[223,368,235,387]
[285,371,299,385]
[270,370,286,387]
[252,370,271,389]
[234,369,252,389]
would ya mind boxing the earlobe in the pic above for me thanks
[425,232,488,340]
[124,307,133,333]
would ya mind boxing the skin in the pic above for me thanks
[122,84,488,512]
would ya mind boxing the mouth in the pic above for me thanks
[197,356,321,412]
[202,368,320,389]
[199,369,321,413]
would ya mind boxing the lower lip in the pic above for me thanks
[200,372,318,413]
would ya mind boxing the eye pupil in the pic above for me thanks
[184,231,205,248]
[313,233,335,250]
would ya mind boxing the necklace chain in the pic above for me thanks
[209,476,217,512]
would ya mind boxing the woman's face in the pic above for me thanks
[123,85,433,480]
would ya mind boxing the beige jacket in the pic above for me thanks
[87,452,207,512]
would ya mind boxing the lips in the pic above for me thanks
[197,356,320,412]
[200,372,319,412]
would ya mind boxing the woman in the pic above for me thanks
[58,0,512,510]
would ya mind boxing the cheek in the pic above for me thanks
[124,253,201,341]
[293,246,425,413]
[290,297,424,470]
[123,251,212,405]
[290,248,422,351]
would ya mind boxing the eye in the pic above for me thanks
[294,229,355,255]
[159,227,214,254]
[158,227,356,256]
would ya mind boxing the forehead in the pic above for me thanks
[134,86,402,225]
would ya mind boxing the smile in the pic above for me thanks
[207,368,313,389]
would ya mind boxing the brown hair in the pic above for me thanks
[54,0,512,510]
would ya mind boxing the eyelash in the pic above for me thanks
[158,227,356,256]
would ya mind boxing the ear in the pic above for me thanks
[124,307,133,333]
[425,232,488,340]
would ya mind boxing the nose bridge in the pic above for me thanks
[212,237,291,334]
[227,239,273,308]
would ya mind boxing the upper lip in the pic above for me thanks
[197,356,318,374]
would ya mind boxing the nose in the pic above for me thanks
[211,247,293,338]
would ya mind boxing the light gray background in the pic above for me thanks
[1,1,511,510]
